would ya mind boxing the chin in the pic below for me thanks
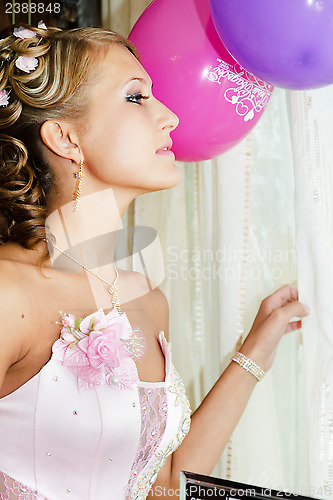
[138,179,180,197]
[142,164,181,193]
[156,167,182,191]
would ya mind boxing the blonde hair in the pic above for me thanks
[0,24,138,249]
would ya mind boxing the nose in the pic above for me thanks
[156,98,179,131]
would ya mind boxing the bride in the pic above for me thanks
[0,23,308,499]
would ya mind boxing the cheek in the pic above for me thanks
[116,122,153,162]
[82,114,154,179]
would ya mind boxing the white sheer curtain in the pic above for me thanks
[290,89,333,496]
[102,0,333,495]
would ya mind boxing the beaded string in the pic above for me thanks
[49,241,123,315]
[231,351,265,382]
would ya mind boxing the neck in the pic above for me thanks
[45,188,129,273]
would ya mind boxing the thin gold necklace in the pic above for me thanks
[49,242,123,315]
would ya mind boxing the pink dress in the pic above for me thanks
[0,310,191,500]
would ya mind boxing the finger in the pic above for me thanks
[283,300,309,317]
[285,320,302,333]
[254,285,300,329]
[269,300,309,331]
[266,284,299,312]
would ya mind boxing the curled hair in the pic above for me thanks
[0,24,138,250]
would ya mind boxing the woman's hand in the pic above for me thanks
[240,284,309,372]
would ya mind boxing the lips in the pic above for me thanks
[156,140,174,155]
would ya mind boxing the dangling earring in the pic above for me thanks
[73,159,84,213]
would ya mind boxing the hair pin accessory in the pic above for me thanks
[15,56,38,73]
[38,21,47,30]
[0,89,9,107]
[13,27,36,39]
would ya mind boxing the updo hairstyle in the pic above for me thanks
[0,24,138,249]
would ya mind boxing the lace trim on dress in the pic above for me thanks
[0,472,45,500]
[125,386,168,498]
[128,366,191,500]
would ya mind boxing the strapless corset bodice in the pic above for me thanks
[0,309,191,500]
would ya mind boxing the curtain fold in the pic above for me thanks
[290,88,333,496]
[101,0,333,494]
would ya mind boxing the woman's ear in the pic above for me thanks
[40,121,81,163]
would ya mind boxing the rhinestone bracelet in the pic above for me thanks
[231,352,265,382]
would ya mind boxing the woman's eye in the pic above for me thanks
[126,92,150,105]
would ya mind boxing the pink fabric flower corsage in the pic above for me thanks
[13,26,36,39]
[15,56,38,73]
[38,21,47,29]
[53,309,147,392]
[0,89,9,107]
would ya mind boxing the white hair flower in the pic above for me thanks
[13,27,36,39]
[15,56,38,73]
[38,21,47,29]
[0,89,9,107]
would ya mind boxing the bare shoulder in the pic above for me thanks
[119,269,168,307]
[0,260,35,388]
[148,285,170,340]
[0,259,32,312]
[119,269,170,337]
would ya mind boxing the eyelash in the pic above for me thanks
[126,92,150,105]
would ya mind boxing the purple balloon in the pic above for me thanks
[209,0,333,90]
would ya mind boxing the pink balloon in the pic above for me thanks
[129,0,274,162]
